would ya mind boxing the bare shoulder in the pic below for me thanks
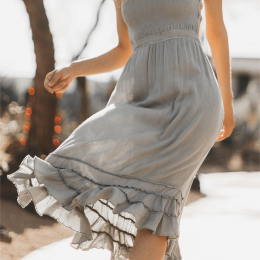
[113,0,132,52]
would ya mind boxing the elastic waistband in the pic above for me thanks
[132,29,201,51]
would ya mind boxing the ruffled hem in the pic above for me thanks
[7,154,182,260]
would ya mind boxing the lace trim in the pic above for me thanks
[55,165,182,203]
[57,167,181,217]
[50,153,183,196]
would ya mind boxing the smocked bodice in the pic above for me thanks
[121,0,203,50]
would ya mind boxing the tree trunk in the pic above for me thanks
[77,77,90,123]
[24,0,57,156]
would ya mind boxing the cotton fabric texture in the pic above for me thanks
[7,0,224,259]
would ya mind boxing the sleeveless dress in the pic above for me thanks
[7,0,224,259]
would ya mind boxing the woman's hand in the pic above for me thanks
[216,104,235,141]
[44,66,76,94]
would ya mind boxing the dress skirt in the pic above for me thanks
[7,27,224,260]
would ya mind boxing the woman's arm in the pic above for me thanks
[70,0,132,77]
[44,0,132,93]
[204,0,235,141]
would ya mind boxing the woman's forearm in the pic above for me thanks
[207,28,234,108]
[70,45,132,78]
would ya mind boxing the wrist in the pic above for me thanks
[222,93,234,107]
[69,62,79,79]
[223,98,234,110]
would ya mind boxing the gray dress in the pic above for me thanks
[7,0,224,259]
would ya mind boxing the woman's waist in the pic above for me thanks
[131,28,202,52]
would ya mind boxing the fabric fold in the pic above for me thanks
[7,154,182,260]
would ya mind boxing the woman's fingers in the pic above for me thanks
[216,129,224,142]
[51,80,68,92]
[55,84,69,93]
[44,67,74,94]
[46,70,56,82]
[48,71,62,88]
[44,84,54,94]
[44,66,75,94]
[216,124,232,142]
[44,70,57,93]
[216,107,235,142]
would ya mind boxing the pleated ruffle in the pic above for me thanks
[7,154,183,259]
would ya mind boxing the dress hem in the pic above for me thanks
[7,154,183,260]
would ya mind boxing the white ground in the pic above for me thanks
[21,171,260,260]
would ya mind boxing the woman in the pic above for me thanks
[8,0,235,259]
